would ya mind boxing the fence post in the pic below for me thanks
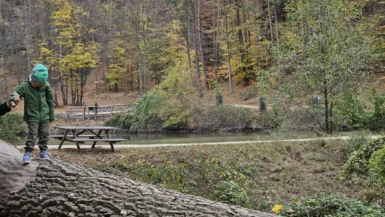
[259,97,267,112]
[83,106,85,121]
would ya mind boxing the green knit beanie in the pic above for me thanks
[31,64,48,84]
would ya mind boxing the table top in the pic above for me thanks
[54,126,119,131]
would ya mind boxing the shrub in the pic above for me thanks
[369,146,385,179]
[213,171,249,207]
[367,147,385,199]
[193,105,257,131]
[105,93,166,132]
[104,112,137,130]
[124,155,250,207]
[279,194,385,217]
[0,112,26,144]
[334,90,385,131]
[369,90,385,131]
[278,107,325,132]
[334,94,371,130]
[342,137,385,176]
[239,85,258,101]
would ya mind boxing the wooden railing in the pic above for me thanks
[66,104,136,121]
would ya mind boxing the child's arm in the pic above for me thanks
[46,83,55,122]
[14,83,25,98]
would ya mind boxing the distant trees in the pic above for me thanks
[0,0,383,108]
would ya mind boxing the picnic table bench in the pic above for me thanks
[51,126,127,152]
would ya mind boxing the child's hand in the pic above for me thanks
[8,92,20,107]
[12,93,20,104]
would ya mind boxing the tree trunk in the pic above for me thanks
[134,3,143,95]
[223,1,233,94]
[59,44,68,106]
[330,101,333,134]
[186,12,192,69]
[95,70,99,96]
[236,0,245,63]
[0,140,277,217]
[323,82,329,134]
[191,0,203,97]
[213,0,219,82]
[54,71,60,107]
[198,0,209,91]
[267,0,274,44]
[142,2,148,95]
[70,71,76,106]
[24,0,32,73]
[273,0,280,51]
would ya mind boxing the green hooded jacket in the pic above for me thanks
[15,79,55,123]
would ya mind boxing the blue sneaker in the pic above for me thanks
[23,152,32,164]
[40,150,50,159]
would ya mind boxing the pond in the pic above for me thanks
[112,131,337,145]
[44,130,368,146]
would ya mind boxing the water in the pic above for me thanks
[45,130,368,146]
[113,131,319,145]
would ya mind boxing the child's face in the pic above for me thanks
[31,81,43,88]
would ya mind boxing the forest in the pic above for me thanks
[1,0,384,134]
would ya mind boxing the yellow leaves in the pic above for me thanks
[52,0,84,48]
[34,42,58,72]
[106,37,130,89]
[62,42,98,71]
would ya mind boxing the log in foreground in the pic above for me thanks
[0,140,278,217]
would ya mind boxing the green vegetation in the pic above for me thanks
[279,194,385,217]
[276,0,379,134]
[0,112,27,144]
[52,139,366,213]
[342,137,385,176]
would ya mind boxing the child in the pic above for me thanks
[15,64,54,163]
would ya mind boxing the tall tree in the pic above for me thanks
[190,0,203,96]
[198,0,209,90]
[278,0,378,134]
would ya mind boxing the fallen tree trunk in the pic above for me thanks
[0,140,278,217]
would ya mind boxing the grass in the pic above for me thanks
[51,139,365,212]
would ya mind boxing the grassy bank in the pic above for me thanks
[51,139,366,212]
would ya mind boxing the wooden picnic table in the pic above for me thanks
[52,126,126,152]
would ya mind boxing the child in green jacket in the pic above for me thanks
[15,64,54,163]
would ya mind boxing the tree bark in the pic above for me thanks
[0,140,277,217]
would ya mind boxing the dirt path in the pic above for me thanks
[46,135,381,150]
